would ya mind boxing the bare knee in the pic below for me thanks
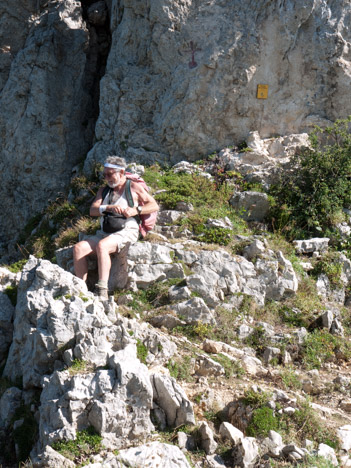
[73,241,90,260]
[95,240,107,257]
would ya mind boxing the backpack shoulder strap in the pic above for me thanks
[125,179,134,207]
[101,185,111,201]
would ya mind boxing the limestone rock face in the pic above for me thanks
[85,0,351,170]
[3,256,132,388]
[0,0,90,242]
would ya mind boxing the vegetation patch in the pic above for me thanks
[211,353,244,378]
[269,117,351,241]
[4,284,18,307]
[301,329,351,369]
[52,426,103,464]
[136,339,148,364]
[311,251,344,289]
[5,258,27,273]
[68,359,88,375]
[246,406,279,437]
[167,355,194,382]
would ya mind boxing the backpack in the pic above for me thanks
[101,172,157,237]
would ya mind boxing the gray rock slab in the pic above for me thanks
[151,373,195,428]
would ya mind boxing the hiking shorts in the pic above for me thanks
[83,224,139,253]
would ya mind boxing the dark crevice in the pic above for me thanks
[80,0,112,147]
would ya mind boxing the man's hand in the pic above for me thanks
[106,205,124,214]
[122,206,138,218]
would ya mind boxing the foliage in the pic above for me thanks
[246,406,279,437]
[122,279,186,317]
[242,389,272,408]
[301,329,351,369]
[68,359,88,375]
[311,251,344,289]
[4,284,18,307]
[279,400,339,450]
[166,356,194,382]
[136,339,148,364]
[194,226,233,246]
[269,117,351,240]
[55,217,99,249]
[278,276,325,327]
[211,353,244,378]
[5,258,27,273]
[279,367,302,391]
[144,167,248,242]
[52,426,103,464]
[172,322,213,342]
[244,325,271,355]
[209,306,240,344]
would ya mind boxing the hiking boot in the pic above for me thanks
[94,284,109,299]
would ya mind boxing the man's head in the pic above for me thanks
[103,156,127,188]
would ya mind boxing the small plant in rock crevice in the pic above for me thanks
[136,339,148,364]
[52,426,103,464]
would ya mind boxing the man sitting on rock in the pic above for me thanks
[73,156,159,298]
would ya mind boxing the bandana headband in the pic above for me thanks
[104,163,125,170]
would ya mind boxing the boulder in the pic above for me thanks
[116,441,192,468]
[317,443,338,466]
[337,425,351,451]
[31,445,76,468]
[3,257,133,388]
[232,437,259,468]
[199,421,218,455]
[39,345,154,449]
[171,297,216,325]
[151,373,195,428]
[293,238,330,254]
[195,355,225,377]
[219,422,244,445]
[230,192,270,222]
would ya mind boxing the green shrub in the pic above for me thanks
[269,117,351,239]
[194,226,233,246]
[247,406,279,437]
[280,367,302,391]
[6,259,27,273]
[244,325,271,355]
[52,426,103,463]
[242,389,272,408]
[166,356,194,382]
[279,400,339,450]
[212,353,244,378]
[312,251,344,289]
[301,329,351,369]
[136,339,148,364]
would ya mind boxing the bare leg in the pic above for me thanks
[95,236,120,283]
[73,239,97,281]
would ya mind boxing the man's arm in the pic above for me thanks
[89,187,124,216]
[122,182,159,218]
